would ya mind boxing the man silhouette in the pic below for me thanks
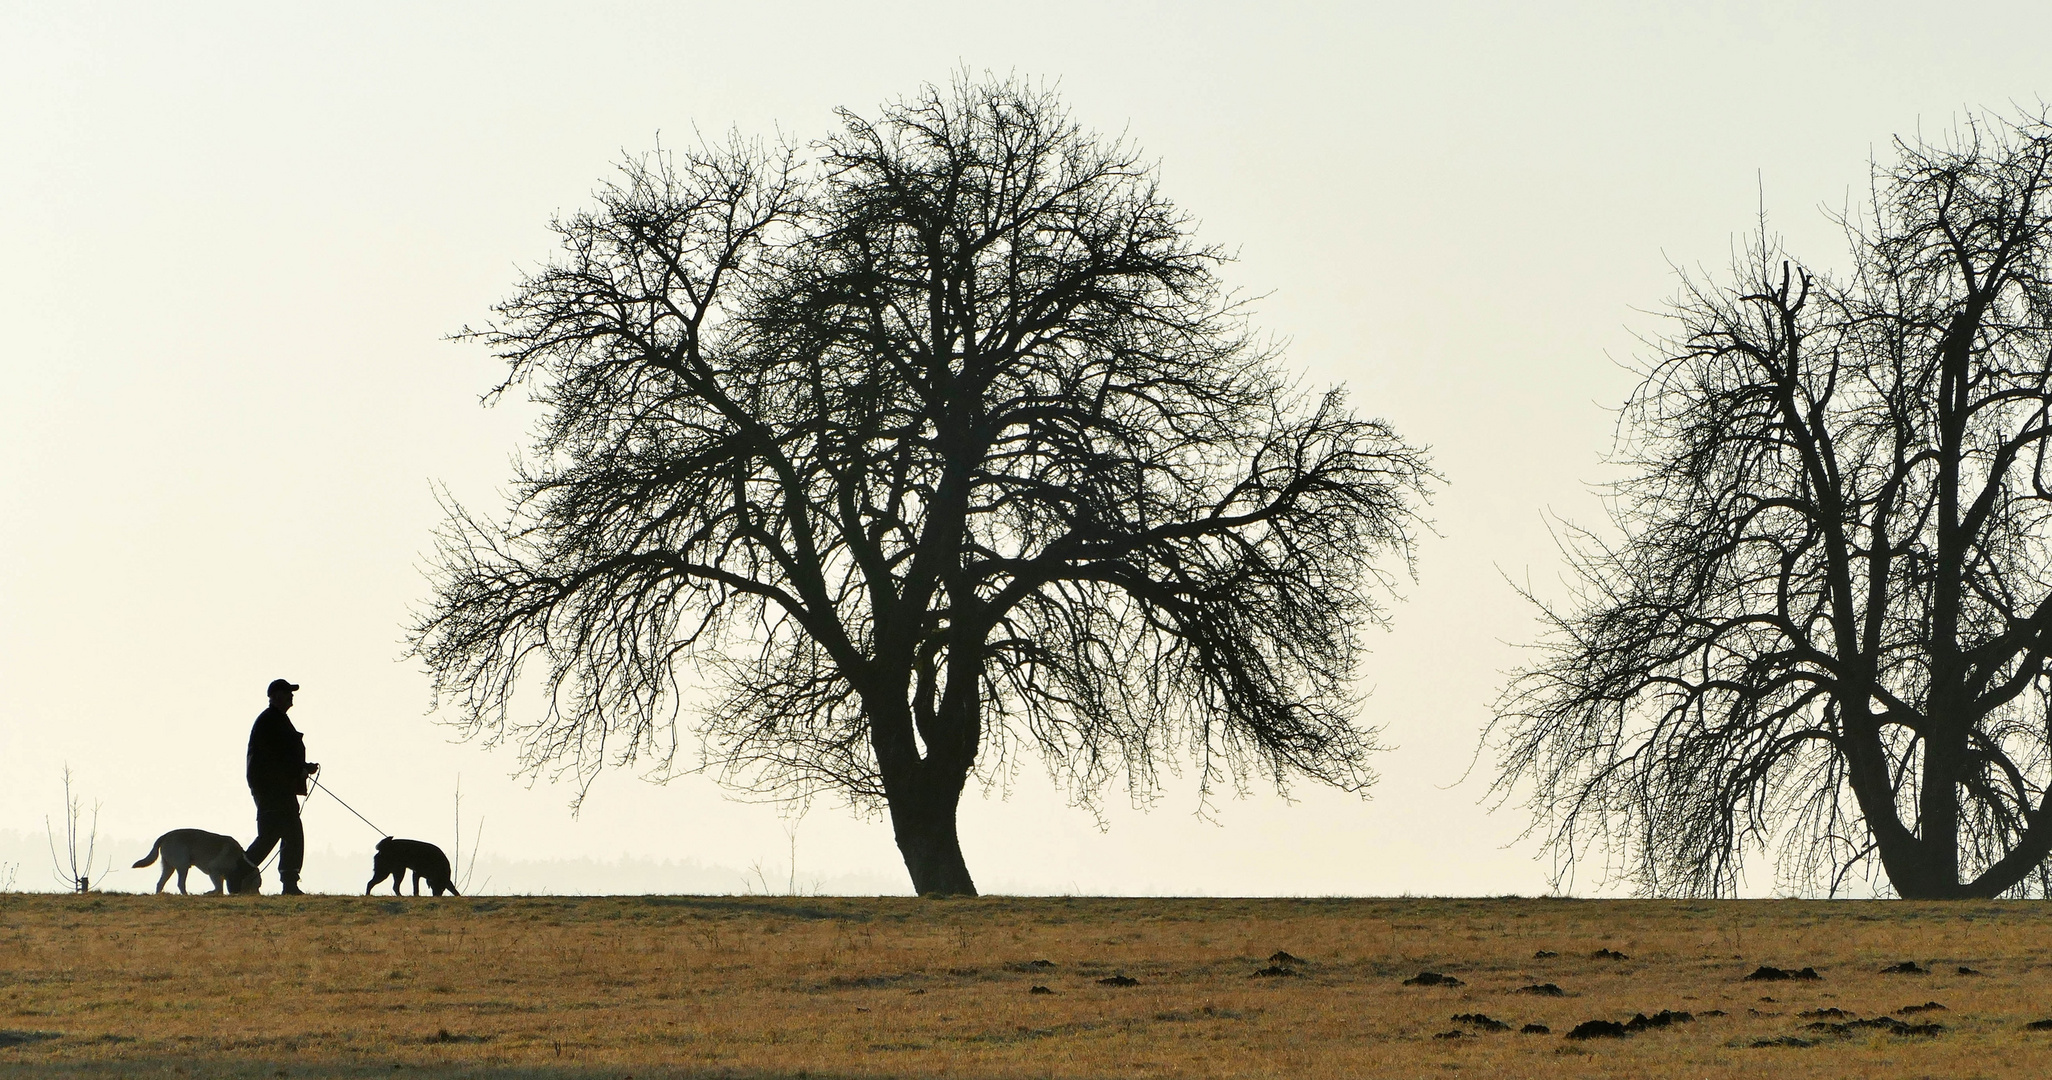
[245,678,317,895]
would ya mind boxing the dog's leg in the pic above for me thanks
[392,870,404,896]
[155,864,173,894]
[413,871,423,896]
[207,875,225,896]
[175,866,190,895]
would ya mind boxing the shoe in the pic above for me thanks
[281,883,305,896]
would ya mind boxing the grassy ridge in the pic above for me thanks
[3,893,2052,1077]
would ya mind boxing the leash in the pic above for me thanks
[253,785,308,875]
[312,771,388,837]
[253,780,319,875]
[251,769,387,877]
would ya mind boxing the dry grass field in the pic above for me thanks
[3,892,2052,1078]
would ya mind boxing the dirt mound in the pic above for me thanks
[1624,1010,1693,1031]
[1898,1002,1947,1014]
[1029,985,1055,995]
[1520,1024,1550,1035]
[1804,1016,1943,1037]
[1743,965,1821,981]
[1250,965,1301,978]
[1097,975,1139,987]
[1532,950,1559,959]
[1267,950,1302,964]
[1515,983,1566,996]
[827,974,907,988]
[1403,971,1463,987]
[1880,960,1927,974]
[1558,1010,1690,1040]
[1592,948,1630,960]
[1450,1013,1509,1032]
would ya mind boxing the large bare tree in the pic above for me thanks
[1495,112,2052,899]
[414,78,1431,895]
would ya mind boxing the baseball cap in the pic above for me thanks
[267,678,301,696]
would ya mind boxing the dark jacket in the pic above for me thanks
[246,706,308,806]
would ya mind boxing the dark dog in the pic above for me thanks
[366,836,460,896]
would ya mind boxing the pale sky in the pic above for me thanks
[4,1,2050,897]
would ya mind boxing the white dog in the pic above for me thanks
[132,829,264,894]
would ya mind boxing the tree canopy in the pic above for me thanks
[1495,111,2052,899]
[414,77,1432,894]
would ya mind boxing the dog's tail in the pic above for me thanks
[132,837,163,869]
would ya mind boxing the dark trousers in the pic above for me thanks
[247,797,304,884]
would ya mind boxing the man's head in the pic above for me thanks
[267,678,299,709]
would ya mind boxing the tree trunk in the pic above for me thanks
[1906,716,1967,898]
[884,765,977,896]
[1862,826,1966,897]
[1866,741,1969,900]
[1845,715,1977,899]
[1864,708,2046,899]
[1875,802,2051,899]
[1886,845,1965,899]
[1843,716,1939,895]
